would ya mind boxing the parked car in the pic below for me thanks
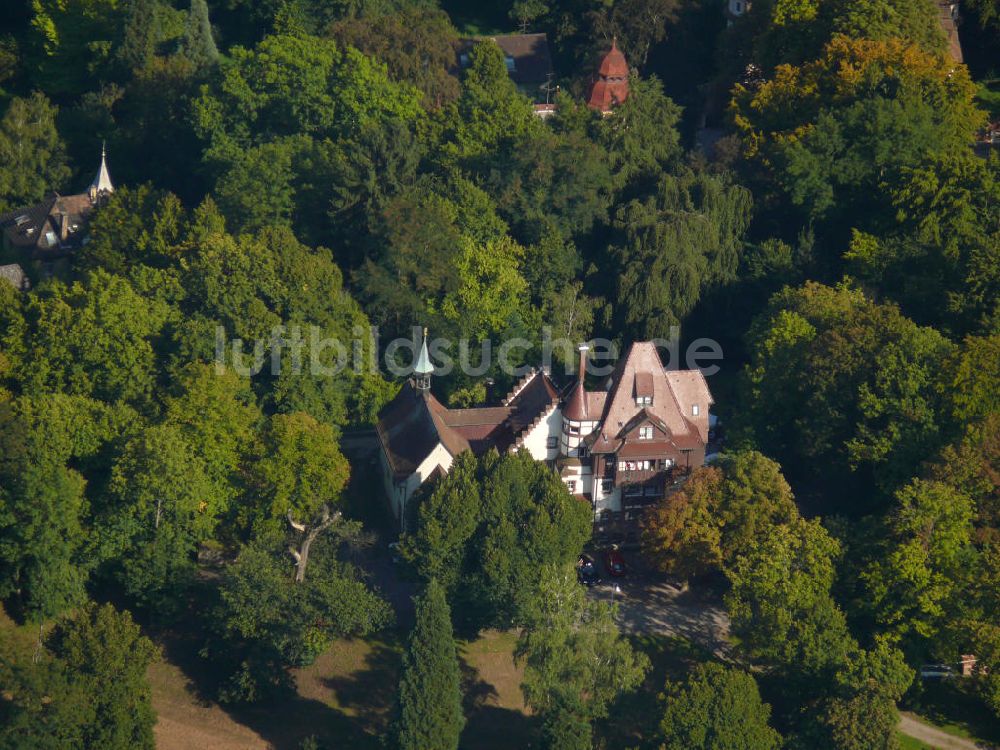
[919,664,956,679]
[577,554,600,586]
[604,546,626,577]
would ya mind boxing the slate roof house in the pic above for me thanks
[0,147,114,270]
[458,32,554,105]
[376,332,713,527]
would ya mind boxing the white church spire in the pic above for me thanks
[88,142,114,201]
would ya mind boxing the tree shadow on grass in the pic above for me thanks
[321,638,403,736]
[906,680,1000,745]
[155,626,378,750]
[458,650,537,750]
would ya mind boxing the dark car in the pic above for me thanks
[577,554,600,586]
[604,547,626,577]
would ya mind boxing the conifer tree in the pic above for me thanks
[180,0,218,70]
[393,579,465,750]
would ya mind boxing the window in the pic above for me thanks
[602,479,613,493]
[634,396,652,406]
[504,55,516,72]
[44,230,57,247]
[639,426,653,440]
[566,480,576,493]
[546,436,558,449]
[579,447,589,458]
[692,404,700,416]
[618,461,626,471]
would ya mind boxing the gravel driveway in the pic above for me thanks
[587,572,731,656]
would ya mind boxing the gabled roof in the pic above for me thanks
[0,193,95,259]
[585,341,711,451]
[376,381,470,481]
[619,408,668,439]
[376,369,561,481]
[937,1,963,63]
[489,33,553,85]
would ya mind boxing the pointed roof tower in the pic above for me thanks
[563,344,590,421]
[588,37,630,113]
[88,143,114,202]
[413,327,434,391]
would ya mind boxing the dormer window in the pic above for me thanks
[639,426,653,440]
[692,404,700,416]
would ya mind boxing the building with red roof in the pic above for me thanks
[588,38,630,113]
[376,332,714,527]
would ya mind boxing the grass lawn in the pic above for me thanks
[904,679,1000,747]
[154,627,533,750]
[2,605,533,750]
[897,731,937,750]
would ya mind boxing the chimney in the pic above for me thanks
[577,343,590,385]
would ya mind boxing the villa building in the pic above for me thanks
[376,332,713,527]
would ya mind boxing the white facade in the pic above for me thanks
[381,441,455,528]
[516,405,563,461]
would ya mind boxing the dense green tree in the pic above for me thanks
[392,579,465,750]
[481,127,613,246]
[0,93,71,212]
[18,270,170,407]
[28,0,124,96]
[734,35,985,233]
[44,603,158,750]
[404,451,592,628]
[192,30,423,151]
[0,603,158,750]
[517,565,649,744]
[539,694,591,750]
[75,185,188,273]
[864,479,976,652]
[400,452,481,591]
[738,282,955,506]
[252,412,350,581]
[116,0,161,72]
[642,451,798,580]
[441,40,540,163]
[596,75,683,192]
[611,168,751,339]
[726,517,853,678]
[206,541,391,703]
[99,423,219,615]
[657,662,782,750]
[801,641,913,750]
[328,6,459,109]
[178,0,218,70]
[0,395,134,620]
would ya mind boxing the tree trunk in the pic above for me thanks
[288,505,340,583]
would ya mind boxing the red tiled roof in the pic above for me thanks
[598,38,629,78]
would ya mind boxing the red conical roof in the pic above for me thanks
[598,38,629,78]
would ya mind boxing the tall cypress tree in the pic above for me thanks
[179,0,218,70]
[393,579,465,750]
